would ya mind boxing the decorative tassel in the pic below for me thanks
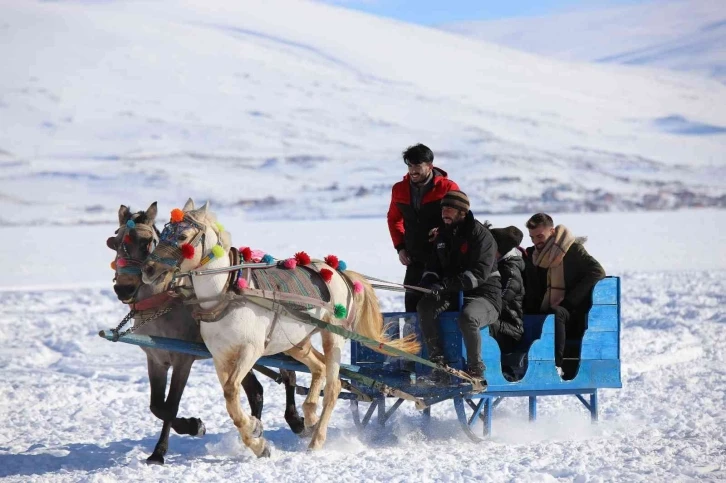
[170,208,184,223]
[261,254,274,264]
[353,281,364,294]
[240,247,252,262]
[126,219,136,229]
[283,258,297,269]
[320,268,333,283]
[215,221,225,232]
[123,235,132,245]
[294,251,311,266]
[237,278,248,290]
[211,245,225,259]
[181,243,195,259]
[334,303,347,319]
[324,255,339,269]
[110,260,117,270]
[337,260,347,271]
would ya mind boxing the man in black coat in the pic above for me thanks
[417,190,501,383]
[523,213,605,378]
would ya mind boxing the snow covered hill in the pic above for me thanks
[1,0,725,226]
[442,0,726,82]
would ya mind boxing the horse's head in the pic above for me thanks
[106,202,160,303]
[141,198,231,288]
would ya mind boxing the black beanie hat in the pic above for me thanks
[441,190,470,212]
[490,226,523,255]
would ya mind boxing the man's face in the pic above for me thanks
[442,206,466,225]
[407,161,433,184]
[528,225,555,251]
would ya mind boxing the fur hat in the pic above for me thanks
[441,190,470,212]
[490,226,523,255]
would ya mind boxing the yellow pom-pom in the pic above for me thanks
[211,245,225,259]
[215,221,225,232]
[170,208,184,223]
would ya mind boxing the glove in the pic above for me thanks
[426,283,445,301]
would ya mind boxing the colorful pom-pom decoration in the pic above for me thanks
[334,303,348,319]
[170,208,184,223]
[283,258,297,269]
[337,260,347,271]
[211,245,225,259]
[320,268,333,283]
[353,281,364,294]
[324,255,339,269]
[240,247,252,262]
[123,234,132,245]
[126,219,136,229]
[181,243,195,259]
[261,254,275,264]
[110,260,117,270]
[215,221,225,232]
[294,251,311,266]
[237,278,249,290]
[117,258,128,268]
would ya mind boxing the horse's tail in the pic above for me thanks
[344,270,420,355]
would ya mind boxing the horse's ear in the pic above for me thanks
[118,205,131,225]
[106,236,118,250]
[200,200,209,214]
[182,198,195,211]
[145,202,158,223]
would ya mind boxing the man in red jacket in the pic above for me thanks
[387,144,460,311]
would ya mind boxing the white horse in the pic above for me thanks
[141,199,418,456]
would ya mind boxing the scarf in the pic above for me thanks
[533,225,576,311]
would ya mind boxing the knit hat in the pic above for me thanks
[490,226,524,255]
[441,190,470,212]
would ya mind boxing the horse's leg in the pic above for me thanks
[279,369,305,435]
[241,371,264,420]
[146,356,172,465]
[309,331,344,451]
[287,343,326,433]
[214,347,270,458]
[167,356,206,438]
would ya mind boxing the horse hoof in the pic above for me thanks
[146,454,165,466]
[287,417,306,436]
[194,419,206,437]
[250,417,264,439]
[258,441,271,458]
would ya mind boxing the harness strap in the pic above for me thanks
[130,291,178,311]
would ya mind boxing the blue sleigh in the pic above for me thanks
[350,277,622,441]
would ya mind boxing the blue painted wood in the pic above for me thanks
[592,277,619,305]
[529,396,537,421]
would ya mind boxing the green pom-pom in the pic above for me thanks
[334,303,347,319]
[215,221,225,232]
[211,245,225,259]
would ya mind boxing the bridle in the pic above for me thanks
[113,220,160,282]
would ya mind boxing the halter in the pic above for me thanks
[113,219,159,277]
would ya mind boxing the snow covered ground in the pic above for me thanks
[1,209,725,481]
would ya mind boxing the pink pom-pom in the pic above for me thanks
[353,281,364,294]
[237,278,248,290]
[324,255,339,269]
[295,251,311,266]
[283,258,297,269]
[117,258,127,268]
[320,268,333,283]
[240,247,252,262]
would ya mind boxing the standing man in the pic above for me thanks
[523,213,605,378]
[417,190,501,383]
[387,143,460,312]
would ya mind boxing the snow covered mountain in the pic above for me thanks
[442,0,726,82]
[1,0,725,226]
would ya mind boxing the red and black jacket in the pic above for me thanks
[387,168,459,264]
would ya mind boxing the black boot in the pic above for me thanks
[420,356,451,386]
[466,361,486,386]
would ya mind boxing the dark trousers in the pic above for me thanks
[417,295,499,373]
[403,262,425,312]
[551,306,587,367]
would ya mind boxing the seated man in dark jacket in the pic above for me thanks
[523,213,606,379]
[489,226,525,353]
[417,190,502,384]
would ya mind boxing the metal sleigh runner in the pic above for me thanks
[101,199,622,454]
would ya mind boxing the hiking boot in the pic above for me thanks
[465,362,486,388]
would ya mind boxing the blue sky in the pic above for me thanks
[316,0,651,25]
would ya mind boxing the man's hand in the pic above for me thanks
[425,282,445,301]
[398,249,411,266]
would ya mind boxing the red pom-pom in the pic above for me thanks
[237,278,248,290]
[240,247,252,262]
[283,258,297,269]
[123,235,132,244]
[117,258,127,268]
[181,243,195,259]
[320,268,333,283]
[324,255,339,269]
[353,281,364,294]
[295,251,311,266]
[170,208,184,223]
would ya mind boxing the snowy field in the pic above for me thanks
[1,209,725,482]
